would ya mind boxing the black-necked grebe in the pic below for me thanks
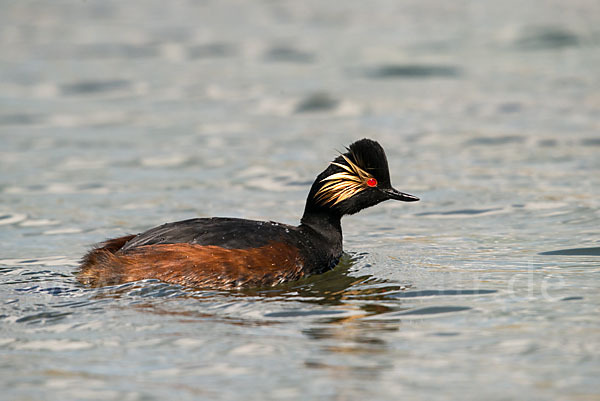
[78,138,419,289]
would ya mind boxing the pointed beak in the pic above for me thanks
[383,188,420,202]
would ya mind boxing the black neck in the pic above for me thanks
[299,208,343,251]
[298,167,346,250]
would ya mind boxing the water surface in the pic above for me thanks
[1,1,599,400]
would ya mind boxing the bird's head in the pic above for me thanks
[304,138,419,218]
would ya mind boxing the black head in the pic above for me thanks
[303,138,419,218]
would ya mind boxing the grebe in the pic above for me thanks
[78,138,419,289]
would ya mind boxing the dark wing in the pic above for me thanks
[119,217,297,252]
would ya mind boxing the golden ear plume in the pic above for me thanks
[314,154,374,206]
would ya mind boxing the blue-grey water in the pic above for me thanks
[1,1,599,400]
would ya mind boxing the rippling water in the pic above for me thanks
[1,1,599,400]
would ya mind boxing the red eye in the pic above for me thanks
[366,178,377,187]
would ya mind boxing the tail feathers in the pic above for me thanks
[78,234,136,286]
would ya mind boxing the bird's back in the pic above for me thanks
[120,217,298,250]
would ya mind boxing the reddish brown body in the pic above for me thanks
[79,235,305,289]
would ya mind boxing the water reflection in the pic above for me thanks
[240,254,389,302]
[513,26,580,50]
[539,247,600,256]
[367,64,461,79]
[385,289,497,298]
[60,79,132,96]
[4,252,495,331]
